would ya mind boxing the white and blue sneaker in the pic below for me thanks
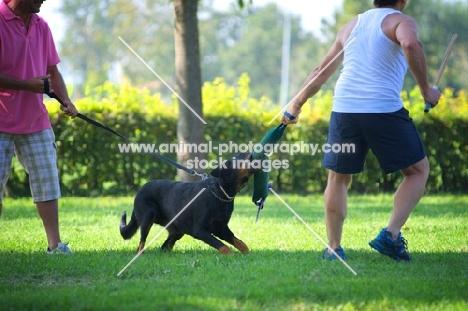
[47,242,72,254]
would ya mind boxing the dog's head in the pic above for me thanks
[210,152,256,194]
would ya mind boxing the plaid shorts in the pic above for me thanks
[0,128,61,203]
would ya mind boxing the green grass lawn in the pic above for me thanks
[0,194,467,310]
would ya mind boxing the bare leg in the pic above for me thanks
[324,170,352,251]
[386,157,429,239]
[36,199,61,251]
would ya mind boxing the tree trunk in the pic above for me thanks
[173,0,205,181]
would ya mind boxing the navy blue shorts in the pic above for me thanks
[322,108,426,174]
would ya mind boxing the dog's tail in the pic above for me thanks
[119,211,139,240]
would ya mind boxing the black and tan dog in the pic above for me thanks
[119,152,255,255]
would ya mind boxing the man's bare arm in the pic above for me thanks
[46,65,78,117]
[395,17,440,106]
[0,72,49,94]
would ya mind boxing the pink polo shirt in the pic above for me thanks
[0,1,60,134]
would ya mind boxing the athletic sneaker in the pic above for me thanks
[369,228,411,261]
[322,246,347,260]
[47,242,72,255]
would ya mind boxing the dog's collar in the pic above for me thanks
[219,185,235,200]
[206,181,235,202]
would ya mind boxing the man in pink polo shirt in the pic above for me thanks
[0,0,78,254]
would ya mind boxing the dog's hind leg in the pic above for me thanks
[137,212,157,254]
[161,226,184,251]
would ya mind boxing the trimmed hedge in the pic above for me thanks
[6,76,468,197]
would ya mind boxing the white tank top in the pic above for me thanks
[333,8,407,113]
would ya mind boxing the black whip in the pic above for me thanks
[44,80,202,177]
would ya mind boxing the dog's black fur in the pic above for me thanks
[119,152,254,254]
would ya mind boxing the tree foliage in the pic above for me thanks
[57,0,468,102]
[60,0,175,98]
[200,2,324,103]
[58,0,324,103]
[7,80,468,196]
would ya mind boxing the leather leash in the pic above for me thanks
[43,79,206,179]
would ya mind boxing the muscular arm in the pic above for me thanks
[293,41,344,106]
[283,17,357,124]
[394,17,440,106]
[395,19,430,94]
[282,40,343,123]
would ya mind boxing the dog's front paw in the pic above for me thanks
[218,245,233,255]
[233,238,250,254]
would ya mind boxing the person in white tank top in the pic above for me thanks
[334,8,408,113]
[282,0,441,262]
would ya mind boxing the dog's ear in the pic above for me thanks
[210,166,220,177]
[210,159,232,177]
